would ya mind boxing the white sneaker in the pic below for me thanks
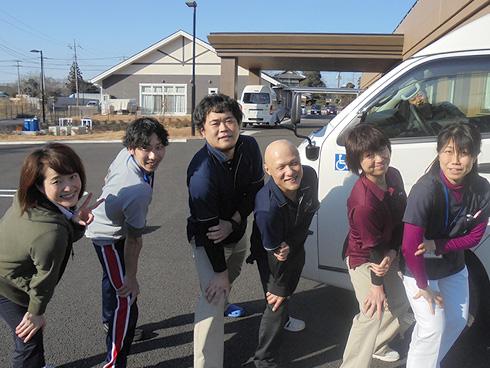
[372,347,400,362]
[283,316,305,332]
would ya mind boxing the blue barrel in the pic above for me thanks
[30,118,39,131]
[23,118,31,131]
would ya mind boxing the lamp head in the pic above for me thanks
[30,49,40,53]
[185,1,197,7]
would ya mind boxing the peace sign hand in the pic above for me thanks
[73,192,104,226]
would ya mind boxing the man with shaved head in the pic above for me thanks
[247,139,319,368]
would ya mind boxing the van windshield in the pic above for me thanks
[243,93,270,104]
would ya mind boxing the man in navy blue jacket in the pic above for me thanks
[187,93,264,368]
[249,140,319,368]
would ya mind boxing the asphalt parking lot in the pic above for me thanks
[0,118,489,367]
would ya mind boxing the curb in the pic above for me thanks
[0,138,188,145]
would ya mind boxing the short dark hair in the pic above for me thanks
[17,143,86,214]
[345,124,391,175]
[430,122,481,175]
[123,117,169,149]
[193,93,242,131]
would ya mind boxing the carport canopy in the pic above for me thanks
[207,32,404,97]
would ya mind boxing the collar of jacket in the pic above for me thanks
[360,169,399,202]
[205,136,244,165]
[269,173,311,208]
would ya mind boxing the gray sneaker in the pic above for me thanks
[372,347,400,362]
[283,317,305,332]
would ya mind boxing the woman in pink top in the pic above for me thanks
[401,122,489,368]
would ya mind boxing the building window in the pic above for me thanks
[139,83,187,115]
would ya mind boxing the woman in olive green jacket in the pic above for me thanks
[0,143,101,368]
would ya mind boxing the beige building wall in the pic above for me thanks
[361,0,489,88]
[115,36,250,78]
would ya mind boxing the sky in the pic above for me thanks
[0,0,416,87]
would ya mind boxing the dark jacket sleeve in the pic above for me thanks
[255,204,291,296]
[387,168,407,251]
[236,139,264,221]
[72,223,86,242]
[266,250,290,296]
[188,170,226,272]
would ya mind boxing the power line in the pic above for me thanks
[0,9,67,48]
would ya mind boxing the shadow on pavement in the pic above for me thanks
[59,283,490,368]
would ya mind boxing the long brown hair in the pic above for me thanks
[17,143,86,214]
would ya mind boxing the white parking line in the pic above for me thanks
[0,189,16,198]
[0,190,89,199]
[240,130,258,136]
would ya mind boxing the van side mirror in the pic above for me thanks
[282,123,320,161]
[290,92,301,125]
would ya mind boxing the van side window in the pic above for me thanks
[242,93,271,104]
[361,56,490,139]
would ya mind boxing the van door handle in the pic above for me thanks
[478,163,490,173]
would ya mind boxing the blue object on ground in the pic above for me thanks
[23,118,39,131]
[224,304,246,318]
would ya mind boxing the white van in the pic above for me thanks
[295,15,490,323]
[240,85,278,127]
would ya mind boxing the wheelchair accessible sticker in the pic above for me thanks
[335,153,348,171]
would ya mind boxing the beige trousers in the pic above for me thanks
[193,237,247,368]
[340,258,410,368]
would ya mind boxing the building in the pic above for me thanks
[90,30,279,116]
[273,71,306,87]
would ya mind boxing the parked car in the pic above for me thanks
[324,104,337,115]
[309,104,321,115]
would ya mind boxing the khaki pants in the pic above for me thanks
[340,258,410,368]
[193,237,247,368]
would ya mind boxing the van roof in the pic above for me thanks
[243,85,269,90]
[414,14,490,57]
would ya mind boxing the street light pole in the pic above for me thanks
[186,0,197,136]
[30,49,46,127]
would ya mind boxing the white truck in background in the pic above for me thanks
[289,15,490,325]
[240,85,279,127]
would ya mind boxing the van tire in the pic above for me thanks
[465,251,490,327]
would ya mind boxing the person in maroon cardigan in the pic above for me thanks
[340,124,412,368]
[402,122,489,368]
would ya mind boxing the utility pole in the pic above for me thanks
[336,72,342,88]
[15,60,21,96]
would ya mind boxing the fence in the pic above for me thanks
[0,100,38,120]
[0,100,99,125]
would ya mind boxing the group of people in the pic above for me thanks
[0,92,488,368]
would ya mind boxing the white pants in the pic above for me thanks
[403,267,469,368]
[192,238,247,368]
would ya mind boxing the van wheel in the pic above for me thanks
[465,251,490,327]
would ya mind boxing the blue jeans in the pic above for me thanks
[0,296,45,368]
